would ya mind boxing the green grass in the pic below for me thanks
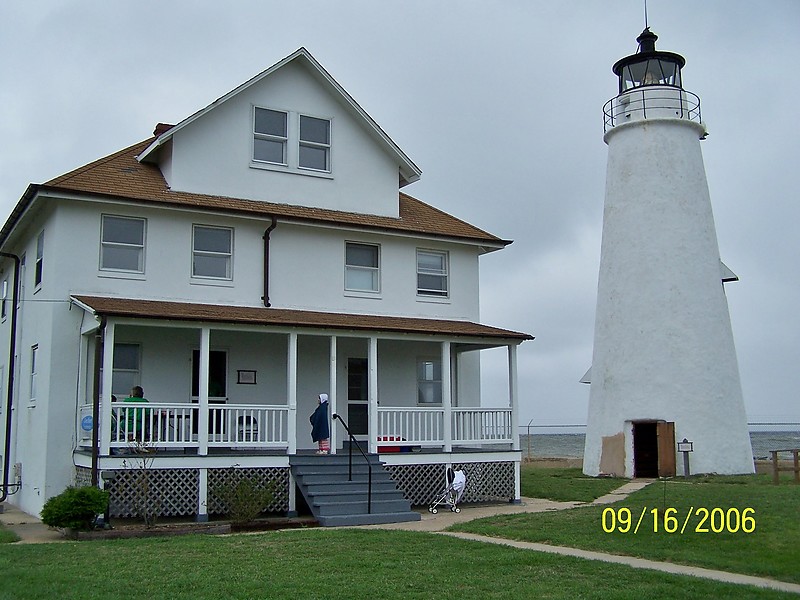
[521,465,624,502]
[0,522,19,544]
[454,473,800,584]
[0,529,794,599]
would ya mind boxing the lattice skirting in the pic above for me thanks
[75,466,291,519]
[385,461,515,506]
[453,461,515,503]
[107,468,199,518]
[207,467,289,515]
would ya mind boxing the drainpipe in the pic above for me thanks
[262,216,278,307]
[0,252,20,503]
[90,316,107,487]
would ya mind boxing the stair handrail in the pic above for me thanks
[332,413,372,514]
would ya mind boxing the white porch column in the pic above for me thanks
[198,327,210,456]
[197,468,209,522]
[508,344,520,451]
[329,335,337,454]
[368,336,378,454]
[287,332,298,455]
[442,341,452,453]
[99,320,115,457]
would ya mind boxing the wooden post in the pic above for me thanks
[794,450,800,484]
[771,451,779,485]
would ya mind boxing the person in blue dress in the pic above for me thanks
[310,393,330,454]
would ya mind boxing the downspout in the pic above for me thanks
[90,316,107,487]
[0,252,20,502]
[262,216,278,308]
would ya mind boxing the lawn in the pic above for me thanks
[454,472,800,585]
[0,521,18,544]
[520,465,624,502]
[0,528,795,599]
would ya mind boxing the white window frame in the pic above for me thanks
[17,253,25,308]
[253,107,288,166]
[416,249,449,298]
[345,242,380,294]
[298,114,331,173]
[101,343,141,398]
[100,215,146,273]
[192,225,233,281]
[34,231,44,290]
[30,344,38,403]
[252,106,333,177]
[417,357,442,405]
[1,278,7,321]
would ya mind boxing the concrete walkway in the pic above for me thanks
[0,504,64,544]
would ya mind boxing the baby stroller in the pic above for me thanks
[428,468,466,514]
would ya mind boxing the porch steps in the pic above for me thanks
[290,453,421,527]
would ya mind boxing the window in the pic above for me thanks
[192,225,233,280]
[417,250,449,297]
[1,278,7,320]
[34,231,44,288]
[253,108,288,165]
[101,215,146,272]
[299,115,331,171]
[17,254,25,307]
[345,243,380,292]
[30,345,38,402]
[417,358,442,405]
[112,343,141,397]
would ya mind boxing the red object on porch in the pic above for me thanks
[378,436,407,453]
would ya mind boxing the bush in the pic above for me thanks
[40,486,109,532]
[212,477,275,525]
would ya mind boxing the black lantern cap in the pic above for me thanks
[612,28,686,93]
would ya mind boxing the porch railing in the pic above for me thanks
[81,402,289,450]
[377,407,513,446]
[377,407,445,446]
[207,404,289,448]
[80,404,511,452]
[452,408,513,444]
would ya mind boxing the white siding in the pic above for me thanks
[163,61,400,217]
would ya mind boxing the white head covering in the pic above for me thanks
[319,393,328,403]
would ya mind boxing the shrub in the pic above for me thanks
[40,486,109,532]
[212,477,275,525]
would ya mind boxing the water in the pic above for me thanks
[520,431,800,460]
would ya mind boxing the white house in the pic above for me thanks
[0,48,531,523]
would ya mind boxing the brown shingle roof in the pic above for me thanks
[72,295,532,341]
[30,138,507,246]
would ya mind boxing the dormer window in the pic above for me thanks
[253,108,288,165]
[252,107,332,175]
[299,115,330,171]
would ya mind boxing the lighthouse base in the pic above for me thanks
[583,419,754,479]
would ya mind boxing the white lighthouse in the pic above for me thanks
[583,28,754,478]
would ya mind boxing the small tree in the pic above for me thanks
[121,440,161,527]
[212,474,275,525]
[40,486,109,533]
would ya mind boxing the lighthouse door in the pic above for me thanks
[656,421,676,477]
[632,421,677,477]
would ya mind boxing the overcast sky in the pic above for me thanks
[1,1,798,430]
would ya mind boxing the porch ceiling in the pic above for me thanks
[71,295,533,342]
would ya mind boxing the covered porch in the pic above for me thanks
[72,296,531,460]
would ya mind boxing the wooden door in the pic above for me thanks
[657,421,676,477]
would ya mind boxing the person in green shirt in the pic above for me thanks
[123,386,149,441]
